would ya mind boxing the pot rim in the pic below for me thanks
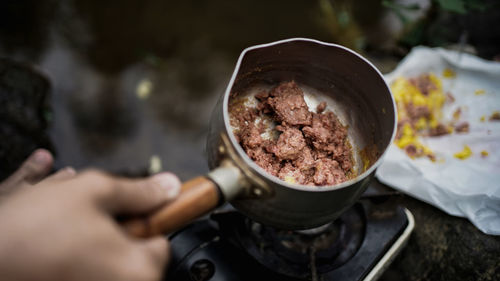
[223,37,397,192]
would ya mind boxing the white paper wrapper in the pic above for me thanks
[376,46,500,235]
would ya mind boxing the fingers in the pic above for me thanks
[119,237,169,281]
[17,149,54,184]
[77,171,181,215]
[138,237,169,271]
[44,167,77,182]
[0,149,53,195]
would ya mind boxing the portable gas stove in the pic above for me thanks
[164,186,414,281]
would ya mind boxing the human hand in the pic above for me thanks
[0,149,57,198]
[0,149,181,281]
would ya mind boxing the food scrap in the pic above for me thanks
[480,150,489,157]
[229,81,354,186]
[489,111,500,121]
[452,108,461,120]
[474,89,485,96]
[454,121,469,133]
[454,145,472,160]
[480,116,486,122]
[442,68,456,78]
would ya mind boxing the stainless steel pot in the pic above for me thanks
[125,38,396,237]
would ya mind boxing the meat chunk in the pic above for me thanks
[247,147,281,176]
[270,126,306,161]
[279,162,309,185]
[316,101,327,113]
[407,104,430,119]
[302,112,347,153]
[268,81,312,126]
[490,111,500,121]
[239,125,262,149]
[410,74,437,96]
[428,123,449,136]
[293,146,315,171]
[313,158,346,186]
[454,121,469,133]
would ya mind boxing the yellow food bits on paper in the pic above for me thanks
[442,68,456,78]
[452,108,461,120]
[454,145,472,160]
[480,150,489,157]
[395,124,416,149]
[415,117,427,130]
[480,116,486,122]
[391,73,447,161]
[391,74,445,123]
[474,89,485,95]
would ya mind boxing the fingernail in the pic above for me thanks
[64,167,77,176]
[32,149,51,165]
[152,173,181,198]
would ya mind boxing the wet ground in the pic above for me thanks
[1,0,499,280]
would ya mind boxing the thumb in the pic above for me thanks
[80,171,181,215]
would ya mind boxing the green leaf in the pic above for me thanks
[400,21,426,46]
[436,0,467,14]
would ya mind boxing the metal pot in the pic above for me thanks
[125,38,396,237]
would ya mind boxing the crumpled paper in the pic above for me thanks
[376,46,500,235]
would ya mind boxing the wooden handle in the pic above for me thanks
[123,176,220,238]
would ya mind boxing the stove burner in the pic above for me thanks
[213,204,365,279]
[165,200,411,281]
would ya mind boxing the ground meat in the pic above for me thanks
[255,91,270,101]
[428,123,449,136]
[293,146,315,171]
[239,125,262,149]
[316,101,327,113]
[267,81,312,126]
[410,74,436,96]
[270,126,306,161]
[313,158,346,186]
[229,81,353,186]
[454,121,469,133]
[247,147,281,176]
[407,103,430,119]
[404,144,419,158]
[490,111,500,121]
[302,112,348,154]
[278,162,310,185]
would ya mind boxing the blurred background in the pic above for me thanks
[1,0,499,181]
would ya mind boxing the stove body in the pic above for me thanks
[165,197,413,281]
